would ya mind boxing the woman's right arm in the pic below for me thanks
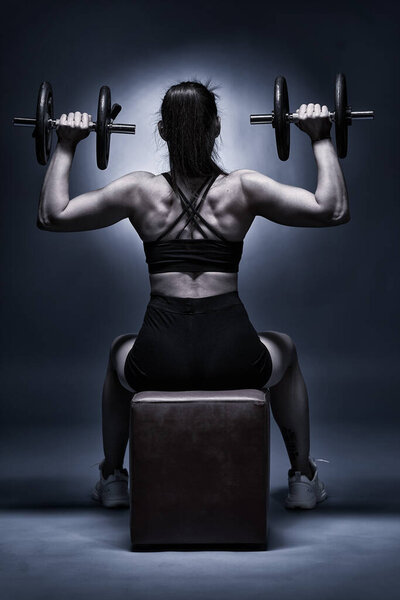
[241,103,350,227]
[37,111,152,232]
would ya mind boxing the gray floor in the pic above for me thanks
[1,417,399,600]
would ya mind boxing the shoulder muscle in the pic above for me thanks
[238,168,330,227]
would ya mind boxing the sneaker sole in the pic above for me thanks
[285,490,328,510]
[91,490,130,508]
[285,498,317,509]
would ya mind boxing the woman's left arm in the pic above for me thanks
[37,111,150,232]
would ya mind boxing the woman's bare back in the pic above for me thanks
[128,170,255,298]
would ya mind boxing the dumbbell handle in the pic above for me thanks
[250,109,374,125]
[13,117,136,134]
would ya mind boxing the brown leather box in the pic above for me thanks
[130,389,270,549]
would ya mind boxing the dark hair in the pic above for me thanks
[159,80,227,182]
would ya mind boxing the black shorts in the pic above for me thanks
[124,291,272,392]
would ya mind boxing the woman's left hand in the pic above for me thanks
[56,111,92,147]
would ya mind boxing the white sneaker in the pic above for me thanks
[91,461,130,508]
[285,456,328,509]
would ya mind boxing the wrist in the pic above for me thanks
[310,135,332,144]
[56,140,78,154]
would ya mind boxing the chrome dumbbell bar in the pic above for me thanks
[250,109,374,125]
[13,117,136,134]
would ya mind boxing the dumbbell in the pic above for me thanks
[13,82,136,170]
[250,73,374,160]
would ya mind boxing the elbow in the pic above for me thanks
[37,215,48,230]
[326,209,351,226]
[37,213,59,231]
[338,211,351,225]
[316,196,350,227]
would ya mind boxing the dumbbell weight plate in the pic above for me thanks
[96,86,111,170]
[35,82,54,165]
[274,76,290,161]
[335,73,348,158]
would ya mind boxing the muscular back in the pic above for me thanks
[126,170,254,297]
[130,171,253,242]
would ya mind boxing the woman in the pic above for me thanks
[38,81,349,510]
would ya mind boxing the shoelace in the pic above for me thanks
[289,457,331,481]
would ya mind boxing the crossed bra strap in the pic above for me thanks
[155,173,228,242]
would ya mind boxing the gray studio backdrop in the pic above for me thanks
[0,0,398,428]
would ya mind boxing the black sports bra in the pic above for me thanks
[143,173,244,274]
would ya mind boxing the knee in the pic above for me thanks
[109,334,136,369]
[279,332,297,363]
[260,330,297,365]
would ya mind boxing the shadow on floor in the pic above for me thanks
[0,476,99,509]
[2,475,399,557]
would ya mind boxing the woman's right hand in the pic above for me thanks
[295,103,331,142]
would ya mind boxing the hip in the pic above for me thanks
[124,291,272,391]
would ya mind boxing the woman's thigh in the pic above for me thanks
[110,334,137,393]
[258,331,296,388]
